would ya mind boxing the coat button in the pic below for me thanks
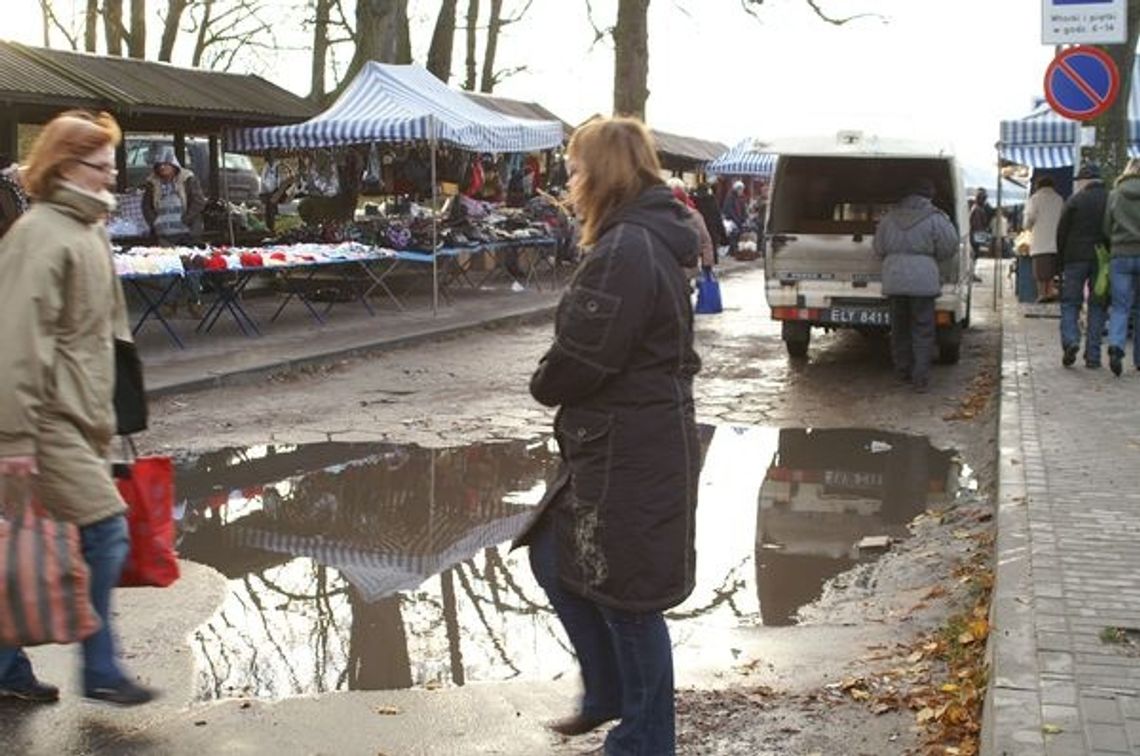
[586,300,599,313]
[577,427,587,439]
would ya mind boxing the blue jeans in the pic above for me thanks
[1060,261,1106,360]
[0,514,130,692]
[529,516,675,755]
[1108,256,1140,350]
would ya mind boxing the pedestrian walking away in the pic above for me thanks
[1103,157,1140,376]
[1025,175,1065,303]
[0,110,157,708]
[873,177,959,392]
[518,116,702,756]
[1055,162,1109,368]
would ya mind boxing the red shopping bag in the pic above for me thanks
[115,456,180,588]
[0,477,101,646]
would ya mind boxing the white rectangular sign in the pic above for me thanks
[1042,0,1127,44]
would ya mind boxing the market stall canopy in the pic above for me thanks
[0,40,315,131]
[652,129,729,172]
[463,92,573,139]
[707,138,778,177]
[999,58,1140,169]
[226,62,564,153]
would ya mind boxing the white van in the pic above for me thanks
[763,132,972,363]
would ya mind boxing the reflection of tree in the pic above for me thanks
[665,558,750,621]
[348,589,412,690]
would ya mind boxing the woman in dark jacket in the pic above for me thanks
[522,117,701,756]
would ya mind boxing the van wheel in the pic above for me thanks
[782,321,811,358]
[937,322,962,364]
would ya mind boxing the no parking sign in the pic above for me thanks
[1044,46,1120,121]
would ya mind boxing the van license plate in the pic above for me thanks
[828,308,890,326]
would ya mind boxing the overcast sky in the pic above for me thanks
[5,0,1059,172]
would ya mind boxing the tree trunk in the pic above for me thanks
[104,0,124,55]
[40,1,50,47]
[464,0,479,91]
[159,0,191,62]
[310,0,331,101]
[191,0,214,67]
[1089,3,1140,184]
[426,0,458,83]
[396,0,412,64]
[479,0,503,93]
[128,0,147,58]
[613,0,651,120]
[340,0,406,89]
[85,0,99,52]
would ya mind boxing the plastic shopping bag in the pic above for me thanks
[695,268,723,315]
[115,456,179,588]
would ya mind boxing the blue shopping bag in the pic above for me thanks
[695,269,723,314]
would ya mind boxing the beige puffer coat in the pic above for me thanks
[0,183,130,526]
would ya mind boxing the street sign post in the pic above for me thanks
[1042,0,1127,44]
[1043,45,1121,121]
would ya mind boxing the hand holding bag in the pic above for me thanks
[115,445,179,588]
[0,476,101,646]
[695,268,723,315]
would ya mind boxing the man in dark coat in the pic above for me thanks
[694,183,728,260]
[1057,163,1109,368]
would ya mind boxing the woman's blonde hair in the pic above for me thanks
[24,110,121,200]
[568,117,662,246]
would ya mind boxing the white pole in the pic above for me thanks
[431,120,439,316]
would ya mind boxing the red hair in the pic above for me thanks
[24,110,122,200]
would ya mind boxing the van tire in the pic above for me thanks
[937,322,962,364]
[782,321,811,358]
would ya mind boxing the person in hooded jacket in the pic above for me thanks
[1102,158,1140,376]
[1056,163,1109,369]
[520,117,701,756]
[873,178,959,392]
[142,147,207,315]
[0,110,157,707]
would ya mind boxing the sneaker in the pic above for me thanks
[510,281,526,293]
[1062,344,1079,367]
[85,680,156,707]
[0,679,60,704]
[1109,347,1124,377]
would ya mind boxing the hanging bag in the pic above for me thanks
[1093,243,1111,304]
[113,338,148,435]
[114,441,179,588]
[0,476,101,646]
[695,268,723,314]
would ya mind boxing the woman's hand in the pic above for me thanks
[0,456,38,476]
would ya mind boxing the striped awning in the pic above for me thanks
[707,139,777,177]
[999,58,1140,168]
[226,62,563,153]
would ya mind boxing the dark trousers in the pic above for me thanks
[529,516,676,755]
[888,295,936,383]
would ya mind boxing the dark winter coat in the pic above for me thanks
[522,184,703,613]
[694,190,728,246]
[1104,174,1140,258]
[1056,180,1108,266]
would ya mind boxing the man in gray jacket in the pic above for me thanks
[873,178,960,391]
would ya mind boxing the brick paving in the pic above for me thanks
[986,271,1140,755]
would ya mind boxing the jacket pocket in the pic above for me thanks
[556,407,614,506]
[558,286,622,355]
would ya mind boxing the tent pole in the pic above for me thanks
[431,121,439,316]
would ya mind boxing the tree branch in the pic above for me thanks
[583,0,612,47]
[741,0,885,26]
[500,0,535,25]
[39,0,81,50]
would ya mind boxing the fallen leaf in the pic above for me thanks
[375,705,402,716]
[1043,724,1064,735]
[917,707,937,724]
[850,689,871,701]
[958,631,976,645]
[940,683,960,694]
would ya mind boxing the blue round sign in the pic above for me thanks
[1045,46,1121,121]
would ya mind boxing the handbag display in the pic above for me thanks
[113,338,148,435]
[114,448,179,588]
[695,268,723,315]
[0,477,101,646]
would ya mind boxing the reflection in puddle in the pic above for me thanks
[177,428,963,700]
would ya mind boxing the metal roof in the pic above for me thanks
[0,41,316,128]
[651,129,729,164]
[463,92,574,138]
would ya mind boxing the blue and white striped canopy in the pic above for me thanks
[999,57,1140,168]
[226,62,564,154]
[707,138,778,177]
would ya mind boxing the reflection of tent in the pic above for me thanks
[707,138,778,177]
[998,62,1140,169]
[226,62,563,153]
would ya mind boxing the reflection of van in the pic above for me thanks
[124,136,261,202]
[764,132,971,362]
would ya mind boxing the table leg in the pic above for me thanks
[128,276,186,349]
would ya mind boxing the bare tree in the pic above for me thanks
[396,1,412,64]
[463,0,479,90]
[188,0,279,72]
[426,0,458,82]
[39,0,81,50]
[128,0,147,58]
[85,0,99,52]
[340,0,408,87]
[159,0,193,62]
[479,0,534,93]
[1090,4,1140,182]
[310,0,333,100]
[104,0,125,55]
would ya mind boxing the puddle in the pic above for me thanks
[176,427,966,700]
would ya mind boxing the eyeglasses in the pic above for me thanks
[74,159,118,174]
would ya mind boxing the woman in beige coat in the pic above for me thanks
[0,111,155,707]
